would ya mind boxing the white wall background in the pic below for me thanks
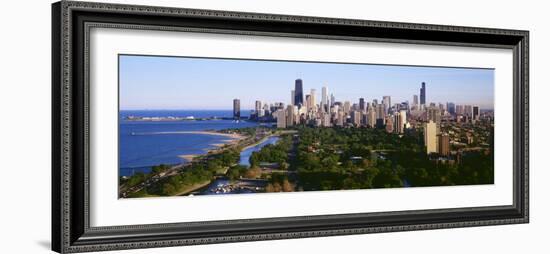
[0,0,546,253]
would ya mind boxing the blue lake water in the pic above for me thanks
[119,110,262,177]
[239,136,281,167]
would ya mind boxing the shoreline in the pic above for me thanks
[146,130,245,140]
[175,131,248,162]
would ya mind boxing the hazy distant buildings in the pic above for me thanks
[447,102,455,115]
[228,78,489,156]
[455,105,464,115]
[424,120,437,154]
[464,105,473,117]
[427,106,441,124]
[233,99,240,120]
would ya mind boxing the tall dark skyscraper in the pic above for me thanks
[233,99,240,120]
[359,98,365,111]
[420,82,426,105]
[294,79,304,107]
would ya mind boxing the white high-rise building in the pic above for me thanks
[427,106,441,124]
[383,96,391,113]
[305,95,312,111]
[321,86,328,112]
[322,113,331,127]
[343,101,351,114]
[367,108,376,127]
[286,105,295,126]
[276,109,286,128]
[255,100,263,117]
[394,110,407,134]
[352,111,361,126]
[291,90,295,106]
[424,120,437,154]
[400,110,407,125]
[336,111,345,126]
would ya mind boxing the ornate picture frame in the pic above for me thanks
[52,1,529,253]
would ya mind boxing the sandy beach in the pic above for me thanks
[177,131,247,162]
[178,154,199,162]
[149,130,245,140]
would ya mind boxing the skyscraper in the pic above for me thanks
[394,110,407,134]
[385,116,394,133]
[473,106,480,121]
[276,109,286,128]
[310,89,316,112]
[233,99,240,120]
[420,82,426,105]
[291,90,295,106]
[367,108,376,128]
[321,86,328,112]
[294,79,304,107]
[383,96,391,113]
[394,113,403,134]
[424,120,437,154]
[359,98,365,111]
[286,105,295,126]
[456,105,464,115]
[376,104,385,120]
[438,133,450,156]
[336,110,345,126]
[343,101,351,114]
[427,106,441,124]
[322,113,331,127]
[255,100,263,117]
[447,102,456,115]
[305,95,311,111]
[464,105,473,117]
[352,111,361,126]
[413,95,419,106]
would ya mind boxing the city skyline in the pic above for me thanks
[119,55,495,110]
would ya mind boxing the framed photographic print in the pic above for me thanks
[52,1,529,253]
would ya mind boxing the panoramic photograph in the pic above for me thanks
[118,55,494,199]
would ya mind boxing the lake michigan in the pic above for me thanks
[119,110,262,177]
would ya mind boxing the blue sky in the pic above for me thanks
[119,55,494,110]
